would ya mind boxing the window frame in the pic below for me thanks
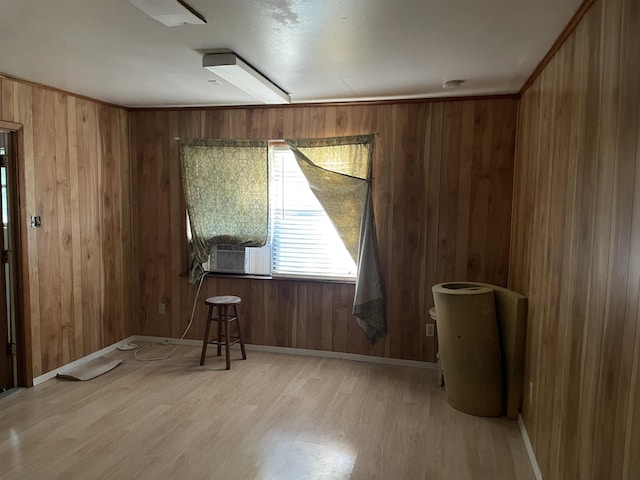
[266,142,357,282]
[182,140,358,284]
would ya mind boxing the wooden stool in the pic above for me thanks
[199,295,247,370]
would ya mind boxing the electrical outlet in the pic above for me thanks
[426,323,435,337]
[159,303,166,315]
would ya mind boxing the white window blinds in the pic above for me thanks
[269,145,356,280]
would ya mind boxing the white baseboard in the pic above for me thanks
[130,335,201,347]
[518,414,543,480]
[33,335,139,386]
[130,335,437,370]
[32,335,436,387]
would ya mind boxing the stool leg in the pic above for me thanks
[216,306,222,357]
[234,305,247,360]
[224,307,231,370]
[200,304,214,366]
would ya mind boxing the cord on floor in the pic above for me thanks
[134,273,207,361]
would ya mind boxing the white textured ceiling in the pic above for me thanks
[0,0,581,108]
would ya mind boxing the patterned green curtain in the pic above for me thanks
[285,135,386,344]
[180,139,269,282]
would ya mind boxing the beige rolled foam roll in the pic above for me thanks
[432,283,504,417]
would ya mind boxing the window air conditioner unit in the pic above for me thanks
[203,244,272,275]
[208,245,246,274]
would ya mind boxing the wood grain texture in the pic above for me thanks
[519,0,596,95]
[510,0,640,478]
[0,77,134,380]
[131,98,517,362]
[0,346,535,480]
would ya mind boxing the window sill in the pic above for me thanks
[179,271,356,285]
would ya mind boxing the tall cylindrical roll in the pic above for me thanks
[432,283,504,416]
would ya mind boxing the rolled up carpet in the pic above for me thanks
[432,283,504,417]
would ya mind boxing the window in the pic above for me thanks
[267,144,356,281]
[186,142,357,282]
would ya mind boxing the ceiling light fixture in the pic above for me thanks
[202,53,290,104]
[129,0,206,27]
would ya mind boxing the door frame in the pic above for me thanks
[0,120,32,387]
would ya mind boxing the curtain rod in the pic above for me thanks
[174,133,380,142]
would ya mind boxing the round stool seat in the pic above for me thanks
[205,295,241,305]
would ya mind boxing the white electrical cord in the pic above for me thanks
[134,273,207,361]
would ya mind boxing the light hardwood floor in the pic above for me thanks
[0,346,534,479]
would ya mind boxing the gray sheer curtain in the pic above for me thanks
[285,135,386,343]
[180,139,269,282]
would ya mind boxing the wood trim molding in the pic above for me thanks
[31,334,437,386]
[0,69,519,112]
[518,415,543,480]
[131,336,438,370]
[32,336,129,386]
[0,72,129,111]
[130,93,520,112]
[519,0,596,95]
[7,128,32,387]
[0,120,22,132]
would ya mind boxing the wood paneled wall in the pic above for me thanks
[0,76,134,379]
[131,98,517,362]
[510,0,640,478]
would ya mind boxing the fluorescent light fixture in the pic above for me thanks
[129,0,206,26]
[202,53,290,104]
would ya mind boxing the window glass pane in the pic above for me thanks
[270,146,356,280]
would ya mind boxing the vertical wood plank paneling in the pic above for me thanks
[320,282,333,351]
[33,87,61,373]
[555,21,590,478]
[545,39,574,477]
[66,95,84,360]
[118,108,132,338]
[131,97,517,363]
[135,111,159,336]
[422,102,443,360]
[0,76,133,379]
[624,96,640,477]
[331,284,348,353]
[99,104,118,346]
[437,102,462,284]
[511,0,640,478]
[77,99,103,356]
[388,103,412,360]
[487,100,516,285]
[454,102,474,280]
[168,111,182,338]
[467,101,492,281]
[53,92,74,363]
[303,282,323,351]
[1,79,15,119]
[156,113,172,337]
[617,2,640,478]
[16,80,42,377]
